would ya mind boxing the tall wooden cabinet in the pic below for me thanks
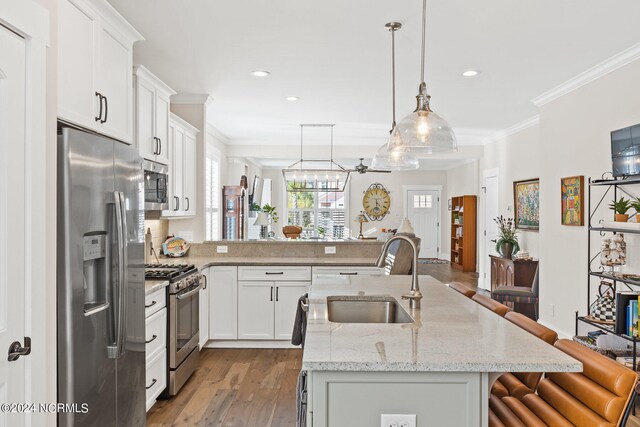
[222,186,246,240]
[450,195,477,272]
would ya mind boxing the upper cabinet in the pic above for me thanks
[163,114,198,217]
[58,0,143,144]
[134,66,175,165]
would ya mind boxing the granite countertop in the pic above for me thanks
[302,275,582,373]
[145,279,169,296]
[151,256,378,271]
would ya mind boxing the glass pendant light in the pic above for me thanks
[393,0,457,155]
[372,22,419,171]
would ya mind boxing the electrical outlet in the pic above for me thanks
[381,414,416,427]
[217,245,228,254]
[324,246,336,254]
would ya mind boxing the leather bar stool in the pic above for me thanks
[490,339,638,427]
[491,312,558,399]
[472,293,510,317]
[447,282,476,298]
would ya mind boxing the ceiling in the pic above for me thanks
[109,0,640,160]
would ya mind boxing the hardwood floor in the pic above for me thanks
[147,349,302,427]
[417,263,482,291]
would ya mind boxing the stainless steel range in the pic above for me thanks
[144,264,205,396]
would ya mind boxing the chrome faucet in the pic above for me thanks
[375,234,423,309]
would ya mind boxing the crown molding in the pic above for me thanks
[454,128,499,146]
[532,42,640,107]
[206,123,229,143]
[171,93,214,105]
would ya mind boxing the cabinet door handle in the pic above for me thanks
[157,138,161,155]
[101,95,108,124]
[174,196,180,211]
[95,92,103,122]
[145,334,157,344]
[185,197,189,212]
[145,378,157,390]
[270,286,274,301]
[339,272,358,275]
[275,286,279,302]
[265,272,284,275]
[153,137,158,155]
[145,300,157,309]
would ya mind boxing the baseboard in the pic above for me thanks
[204,340,300,349]
[537,318,573,340]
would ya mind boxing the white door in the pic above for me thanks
[274,282,309,340]
[155,91,170,165]
[237,281,274,340]
[97,21,132,143]
[0,23,27,426]
[407,190,440,258]
[183,132,196,215]
[208,267,238,340]
[483,173,499,291]
[57,0,98,131]
[135,76,156,160]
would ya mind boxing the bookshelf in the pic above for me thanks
[450,195,477,272]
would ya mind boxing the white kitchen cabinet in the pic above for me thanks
[58,0,142,143]
[199,268,210,349]
[238,281,275,340]
[274,282,310,339]
[312,266,383,276]
[162,113,199,217]
[144,286,167,412]
[134,65,175,164]
[208,267,238,340]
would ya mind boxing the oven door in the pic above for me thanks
[169,283,201,368]
[144,160,169,211]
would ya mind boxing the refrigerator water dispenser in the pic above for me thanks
[83,232,109,315]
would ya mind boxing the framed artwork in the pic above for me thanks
[561,176,584,226]
[513,178,540,230]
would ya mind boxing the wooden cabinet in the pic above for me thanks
[208,266,238,340]
[144,286,167,412]
[162,113,198,217]
[489,256,539,291]
[134,65,175,164]
[450,195,477,272]
[222,186,246,240]
[58,0,142,143]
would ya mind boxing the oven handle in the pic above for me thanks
[176,284,202,300]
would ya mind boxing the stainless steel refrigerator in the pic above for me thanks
[57,127,145,426]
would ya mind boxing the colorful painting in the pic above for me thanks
[514,178,540,230]
[561,176,584,226]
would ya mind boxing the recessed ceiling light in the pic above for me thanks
[462,70,480,77]
[285,96,299,101]
[251,70,270,77]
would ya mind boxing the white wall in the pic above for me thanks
[538,59,640,337]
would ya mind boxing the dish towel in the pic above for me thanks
[291,293,308,347]
[296,370,307,427]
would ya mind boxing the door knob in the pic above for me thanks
[8,337,31,362]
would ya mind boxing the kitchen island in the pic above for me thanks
[303,274,581,427]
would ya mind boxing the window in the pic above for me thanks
[286,184,348,238]
[413,194,432,209]
[205,144,220,240]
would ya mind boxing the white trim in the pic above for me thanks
[134,65,175,96]
[204,340,298,349]
[171,93,214,105]
[402,185,443,258]
[170,112,199,134]
[532,42,640,107]
[490,116,540,143]
[88,0,143,42]
[207,123,229,144]
[480,168,500,291]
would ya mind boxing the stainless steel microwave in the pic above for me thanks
[144,159,168,211]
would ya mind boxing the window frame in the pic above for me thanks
[284,183,350,238]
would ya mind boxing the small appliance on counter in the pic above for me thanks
[144,264,205,397]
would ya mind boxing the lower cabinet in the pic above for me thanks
[237,280,309,340]
[311,266,383,276]
[199,268,210,349]
[208,266,238,340]
[145,287,167,412]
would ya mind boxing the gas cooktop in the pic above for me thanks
[144,263,197,282]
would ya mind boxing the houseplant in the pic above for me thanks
[608,197,631,222]
[632,198,640,223]
[493,216,520,259]
[251,203,279,224]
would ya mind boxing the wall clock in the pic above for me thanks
[363,183,391,221]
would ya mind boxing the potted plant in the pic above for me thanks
[492,216,520,259]
[609,197,631,222]
[632,198,640,223]
[251,203,279,238]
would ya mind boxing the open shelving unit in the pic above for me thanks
[450,195,477,272]
[576,176,640,370]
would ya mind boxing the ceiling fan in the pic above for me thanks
[351,158,391,174]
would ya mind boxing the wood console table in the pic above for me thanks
[489,255,538,291]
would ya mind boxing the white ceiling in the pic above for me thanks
[109,0,640,160]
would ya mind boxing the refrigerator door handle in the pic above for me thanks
[117,191,128,357]
[107,191,125,359]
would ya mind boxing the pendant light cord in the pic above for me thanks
[420,0,426,85]
[391,25,397,128]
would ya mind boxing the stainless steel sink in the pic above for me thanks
[326,296,414,324]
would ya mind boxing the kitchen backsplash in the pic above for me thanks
[145,219,170,253]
